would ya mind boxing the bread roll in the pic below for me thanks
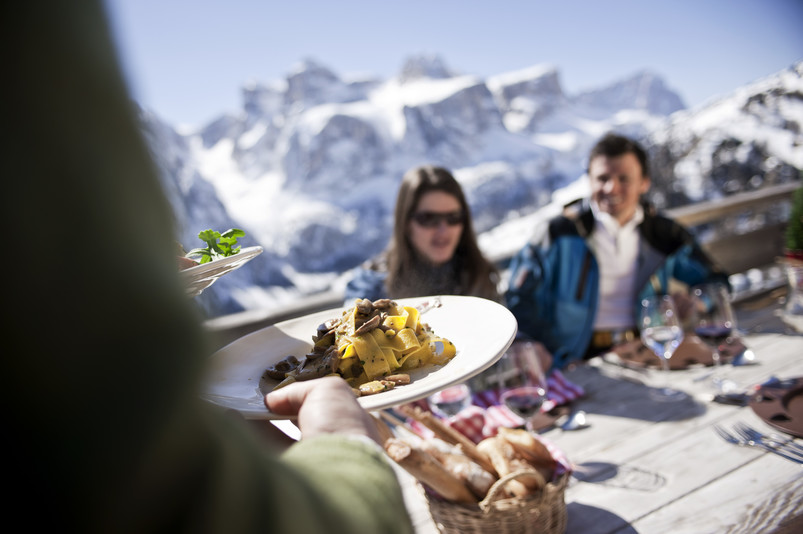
[420,441,497,499]
[477,436,543,497]
[496,427,556,481]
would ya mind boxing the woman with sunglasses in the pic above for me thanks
[344,165,501,302]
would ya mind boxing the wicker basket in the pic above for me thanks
[425,470,569,534]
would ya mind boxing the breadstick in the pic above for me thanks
[398,405,496,474]
[385,438,477,503]
[378,409,426,439]
[372,413,396,446]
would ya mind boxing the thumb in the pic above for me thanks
[264,381,308,416]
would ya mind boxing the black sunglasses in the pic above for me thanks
[411,210,464,228]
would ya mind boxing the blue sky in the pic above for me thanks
[104,0,803,129]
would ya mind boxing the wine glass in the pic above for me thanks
[690,282,736,391]
[639,295,687,402]
[497,341,548,431]
[428,383,472,418]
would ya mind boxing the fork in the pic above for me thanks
[732,425,803,464]
[713,425,803,464]
[733,423,803,456]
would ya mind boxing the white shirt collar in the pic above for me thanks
[590,200,644,235]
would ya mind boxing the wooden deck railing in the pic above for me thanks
[203,182,799,349]
[666,182,797,276]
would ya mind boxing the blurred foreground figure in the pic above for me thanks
[0,2,412,533]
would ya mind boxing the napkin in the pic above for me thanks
[408,369,585,444]
[607,334,750,370]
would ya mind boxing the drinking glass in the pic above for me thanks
[691,282,736,391]
[428,383,472,418]
[639,295,687,402]
[497,341,548,431]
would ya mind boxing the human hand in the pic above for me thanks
[670,291,694,323]
[265,376,381,443]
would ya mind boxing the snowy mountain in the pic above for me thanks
[139,56,803,318]
[646,63,803,207]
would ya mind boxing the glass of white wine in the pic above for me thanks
[640,295,687,402]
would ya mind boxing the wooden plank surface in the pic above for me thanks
[399,323,803,533]
[632,459,803,534]
[559,331,802,534]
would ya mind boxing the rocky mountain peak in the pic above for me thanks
[398,54,455,83]
[573,70,686,115]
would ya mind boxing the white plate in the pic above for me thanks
[202,295,517,419]
[179,246,263,297]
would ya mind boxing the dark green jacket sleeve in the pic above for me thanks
[1,2,412,533]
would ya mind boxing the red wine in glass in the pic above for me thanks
[428,384,471,417]
[501,386,546,421]
[694,325,732,348]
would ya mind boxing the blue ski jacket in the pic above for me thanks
[505,200,729,369]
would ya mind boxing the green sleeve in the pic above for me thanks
[1,1,412,532]
[280,435,414,533]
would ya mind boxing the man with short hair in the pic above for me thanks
[506,133,729,369]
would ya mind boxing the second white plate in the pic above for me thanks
[180,246,263,297]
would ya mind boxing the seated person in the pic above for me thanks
[505,133,729,369]
[346,165,555,397]
[345,165,501,303]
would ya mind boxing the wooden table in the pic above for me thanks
[397,314,803,533]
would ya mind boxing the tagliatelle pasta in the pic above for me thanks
[263,298,457,396]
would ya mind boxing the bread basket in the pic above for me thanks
[424,469,569,534]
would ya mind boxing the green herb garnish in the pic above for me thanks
[185,228,246,264]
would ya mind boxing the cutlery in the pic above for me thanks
[695,374,749,404]
[560,410,590,431]
[712,391,750,406]
[713,425,803,464]
[730,424,803,462]
[731,348,757,366]
[693,371,739,395]
[733,423,803,455]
